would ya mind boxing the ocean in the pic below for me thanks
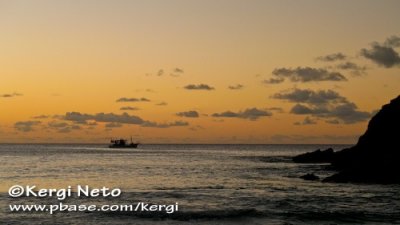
[0,144,399,224]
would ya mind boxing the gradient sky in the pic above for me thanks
[1,0,399,143]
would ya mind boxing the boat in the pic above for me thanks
[109,137,139,148]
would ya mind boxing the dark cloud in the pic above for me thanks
[336,62,367,76]
[273,88,371,124]
[271,67,347,83]
[184,84,215,90]
[212,108,272,121]
[176,111,199,118]
[120,106,140,111]
[116,97,150,102]
[316,53,346,62]
[1,92,22,98]
[14,121,41,132]
[228,84,244,90]
[361,43,400,68]
[141,120,189,128]
[290,104,314,114]
[384,35,400,48]
[327,102,371,124]
[273,88,347,105]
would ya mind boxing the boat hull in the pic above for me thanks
[109,144,139,148]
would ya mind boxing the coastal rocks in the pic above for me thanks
[294,95,400,184]
[293,148,335,163]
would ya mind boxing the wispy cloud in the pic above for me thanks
[176,111,199,118]
[316,52,346,62]
[14,121,41,132]
[63,111,189,129]
[64,112,144,124]
[1,92,23,98]
[335,62,367,76]
[294,117,317,125]
[270,67,347,83]
[184,84,215,90]
[212,108,272,121]
[116,97,150,102]
[228,84,244,90]
[120,106,140,111]
[155,101,168,106]
[141,120,189,128]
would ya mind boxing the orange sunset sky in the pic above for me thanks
[1,0,400,143]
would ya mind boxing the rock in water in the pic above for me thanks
[324,95,400,184]
[293,148,335,163]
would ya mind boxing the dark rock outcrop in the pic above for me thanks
[294,95,400,184]
[293,148,335,163]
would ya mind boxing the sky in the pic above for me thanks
[0,0,400,143]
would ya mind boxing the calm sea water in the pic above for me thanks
[0,144,399,224]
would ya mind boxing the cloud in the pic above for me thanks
[290,104,314,114]
[361,43,400,68]
[263,77,284,84]
[336,62,367,76]
[157,69,164,76]
[64,112,144,124]
[48,121,69,128]
[273,88,347,105]
[271,67,347,83]
[184,84,215,90]
[116,97,150,102]
[228,84,244,90]
[212,108,272,121]
[141,120,189,128]
[1,92,22,98]
[174,68,184,73]
[170,68,184,77]
[176,111,199,118]
[14,121,41,132]
[45,121,82,133]
[120,106,140,111]
[64,111,188,129]
[156,101,168,106]
[294,117,317,125]
[316,53,346,62]
[384,35,400,48]
[273,88,371,124]
[327,102,371,124]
